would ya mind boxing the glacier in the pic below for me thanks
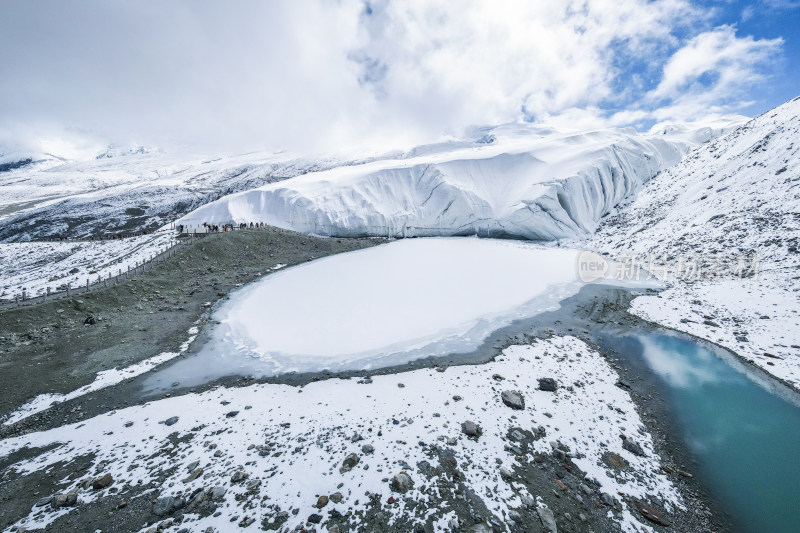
[178,120,743,240]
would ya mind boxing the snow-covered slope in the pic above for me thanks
[590,95,800,387]
[0,148,388,242]
[178,121,741,240]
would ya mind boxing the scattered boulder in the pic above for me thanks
[84,316,96,326]
[520,493,535,508]
[538,378,558,392]
[163,416,179,426]
[52,492,78,508]
[635,500,670,526]
[361,444,375,454]
[390,471,414,493]
[315,495,329,508]
[307,513,322,524]
[601,493,617,508]
[330,492,343,503]
[152,496,182,516]
[35,497,52,508]
[340,453,360,473]
[501,390,525,410]
[499,466,513,480]
[184,468,203,483]
[606,452,627,469]
[231,470,247,483]
[537,503,558,533]
[622,438,646,457]
[461,420,482,438]
[91,473,113,490]
[210,486,227,501]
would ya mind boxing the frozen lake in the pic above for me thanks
[147,238,592,387]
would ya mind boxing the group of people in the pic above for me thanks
[192,221,267,233]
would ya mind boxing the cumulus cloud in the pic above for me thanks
[0,0,786,157]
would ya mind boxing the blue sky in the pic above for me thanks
[690,0,800,115]
[0,0,798,157]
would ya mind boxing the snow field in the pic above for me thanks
[0,336,679,533]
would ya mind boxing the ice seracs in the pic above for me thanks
[178,120,742,240]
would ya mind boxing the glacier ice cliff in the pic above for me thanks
[179,121,742,240]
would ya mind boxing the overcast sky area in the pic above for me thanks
[0,0,798,158]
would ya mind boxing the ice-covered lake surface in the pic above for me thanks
[149,238,598,387]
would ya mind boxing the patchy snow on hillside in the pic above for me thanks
[0,148,388,242]
[590,96,800,387]
[1,327,199,426]
[179,121,741,241]
[0,227,177,300]
[0,336,680,533]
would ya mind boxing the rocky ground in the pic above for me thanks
[0,228,384,428]
[0,232,732,533]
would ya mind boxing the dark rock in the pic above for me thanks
[607,453,626,469]
[462,420,482,437]
[84,316,96,325]
[537,504,558,533]
[152,496,178,516]
[330,492,343,503]
[340,453,360,472]
[635,500,670,526]
[538,378,558,392]
[307,513,323,524]
[163,416,179,426]
[501,390,525,410]
[52,492,78,508]
[361,444,375,454]
[315,495,329,508]
[35,496,52,507]
[225,410,239,418]
[92,473,114,489]
[622,438,646,457]
[390,471,414,493]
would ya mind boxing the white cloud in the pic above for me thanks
[647,25,782,120]
[0,1,786,157]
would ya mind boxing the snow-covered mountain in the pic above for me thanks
[0,148,393,242]
[591,95,800,386]
[178,120,742,240]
